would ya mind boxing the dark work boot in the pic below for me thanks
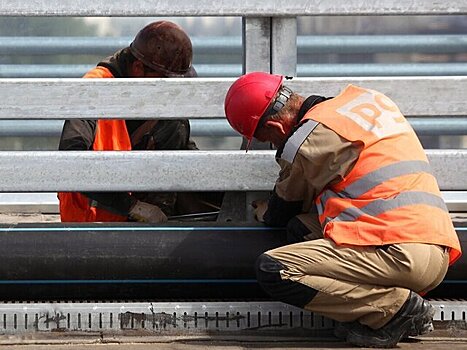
[345,291,435,348]
[334,317,433,341]
[333,321,357,340]
[407,317,434,337]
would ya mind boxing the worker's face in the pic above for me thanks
[254,117,289,148]
[130,60,167,78]
[142,65,167,78]
[253,124,270,143]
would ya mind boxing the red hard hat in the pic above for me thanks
[224,72,284,140]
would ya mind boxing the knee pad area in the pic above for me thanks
[255,253,318,308]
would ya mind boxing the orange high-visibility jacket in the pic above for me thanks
[58,66,131,222]
[306,85,461,264]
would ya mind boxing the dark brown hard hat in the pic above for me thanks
[129,21,195,77]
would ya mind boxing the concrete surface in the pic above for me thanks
[0,327,465,349]
[0,338,466,350]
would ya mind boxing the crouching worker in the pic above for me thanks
[224,72,462,348]
[58,21,197,223]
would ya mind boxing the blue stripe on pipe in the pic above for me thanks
[0,279,463,285]
[0,227,464,233]
[0,226,285,232]
[0,279,258,285]
[441,280,467,284]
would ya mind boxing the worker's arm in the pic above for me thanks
[131,119,198,150]
[260,123,361,227]
[59,119,97,150]
[81,193,168,222]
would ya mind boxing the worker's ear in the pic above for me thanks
[264,120,286,136]
[129,60,146,77]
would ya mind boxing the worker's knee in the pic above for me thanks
[286,216,310,244]
[255,253,284,284]
[255,253,318,308]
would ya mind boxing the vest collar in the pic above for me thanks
[276,95,328,160]
[97,48,131,78]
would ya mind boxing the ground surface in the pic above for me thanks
[0,326,465,349]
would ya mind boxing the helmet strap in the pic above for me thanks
[263,85,293,118]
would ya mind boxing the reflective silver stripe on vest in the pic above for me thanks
[343,160,432,198]
[317,200,324,216]
[280,120,319,163]
[324,191,448,225]
[319,160,433,210]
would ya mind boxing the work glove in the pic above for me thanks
[251,199,268,223]
[129,200,168,223]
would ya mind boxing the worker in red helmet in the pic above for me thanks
[58,21,198,223]
[224,72,462,348]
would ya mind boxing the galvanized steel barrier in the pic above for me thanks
[0,0,466,339]
[0,77,466,192]
[0,1,465,197]
[3,35,467,78]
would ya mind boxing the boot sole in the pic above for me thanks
[335,321,434,342]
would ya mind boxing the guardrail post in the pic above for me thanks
[242,17,271,73]
[241,17,274,154]
[242,17,274,221]
[271,17,297,76]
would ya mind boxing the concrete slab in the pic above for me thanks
[0,338,466,350]
[0,326,465,350]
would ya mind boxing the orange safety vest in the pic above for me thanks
[58,66,131,222]
[305,85,461,265]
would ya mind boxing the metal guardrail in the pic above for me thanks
[0,120,237,138]
[1,34,466,135]
[2,35,467,56]
[0,4,464,208]
[1,118,467,138]
[0,2,465,345]
[0,150,464,192]
[297,63,467,76]
[2,35,467,78]
[2,63,467,78]
[1,0,467,16]
[1,77,466,119]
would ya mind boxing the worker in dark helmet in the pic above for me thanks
[224,71,462,348]
[58,21,198,223]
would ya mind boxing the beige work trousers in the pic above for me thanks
[267,214,450,329]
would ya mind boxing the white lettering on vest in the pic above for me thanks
[336,90,411,138]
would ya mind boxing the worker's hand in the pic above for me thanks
[252,199,268,223]
[129,200,168,223]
